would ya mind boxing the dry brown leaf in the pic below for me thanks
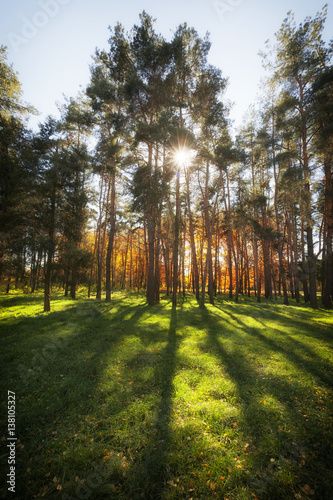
[300,484,315,495]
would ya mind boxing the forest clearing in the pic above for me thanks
[1,291,333,499]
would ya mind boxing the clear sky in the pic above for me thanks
[1,0,332,133]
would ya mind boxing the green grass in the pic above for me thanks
[1,291,332,499]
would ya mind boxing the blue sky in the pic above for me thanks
[1,0,332,132]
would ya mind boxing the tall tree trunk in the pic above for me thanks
[146,210,155,305]
[129,230,133,289]
[224,172,234,300]
[105,172,116,301]
[44,194,56,312]
[214,217,220,296]
[307,225,318,308]
[182,221,186,297]
[44,252,52,312]
[154,210,161,303]
[200,168,221,307]
[262,205,273,300]
[231,230,239,303]
[200,162,210,308]
[70,269,77,300]
[323,159,333,308]
[277,247,286,302]
[227,226,233,299]
[290,204,300,303]
[122,232,130,289]
[146,143,156,306]
[300,96,318,309]
[300,217,309,302]
[185,170,200,301]
[172,170,180,307]
[96,176,109,300]
[207,230,214,305]
[254,238,261,302]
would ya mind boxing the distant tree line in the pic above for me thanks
[0,6,332,311]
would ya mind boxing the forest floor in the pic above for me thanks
[1,291,333,500]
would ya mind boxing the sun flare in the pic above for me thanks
[173,147,195,167]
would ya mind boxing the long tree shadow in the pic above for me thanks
[198,305,333,499]
[233,300,333,342]
[1,294,183,499]
[0,295,151,499]
[213,304,333,389]
[122,306,179,499]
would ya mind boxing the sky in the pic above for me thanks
[1,0,332,134]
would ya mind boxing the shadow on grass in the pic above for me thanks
[0,293,43,307]
[2,294,332,499]
[214,303,333,389]
[121,306,179,499]
[198,304,333,499]
[0,296,151,499]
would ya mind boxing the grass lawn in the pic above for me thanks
[1,291,332,500]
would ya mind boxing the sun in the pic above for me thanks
[173,147,195,167]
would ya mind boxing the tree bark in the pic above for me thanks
[44,193,56,312]
[185,170,200,301]
[172,171,180,307]
[323,159,333,307]
[105,172,116,301]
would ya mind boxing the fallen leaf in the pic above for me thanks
[300,484,315,495]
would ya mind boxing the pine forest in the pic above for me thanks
[1,6,332,312]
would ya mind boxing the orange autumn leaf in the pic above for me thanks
[300,485,315,495]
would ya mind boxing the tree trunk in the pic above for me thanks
[227,227,233,299]
[44,191,56,312]
[254,238,261,303]
[185,170,200,301]
[323,159,333,308]
[307,225,318,309]
[300,217,309,302]
[106,172,116,301]
[200,168,221,307]
[207,230,215,305]
[300,95,318,309]
[70,269,77,300]
[96,176,108,300]
[172,171,180,307]
[146,210,155,305]
[154,211,161,303]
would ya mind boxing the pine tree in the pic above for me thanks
[263,5,331,308]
